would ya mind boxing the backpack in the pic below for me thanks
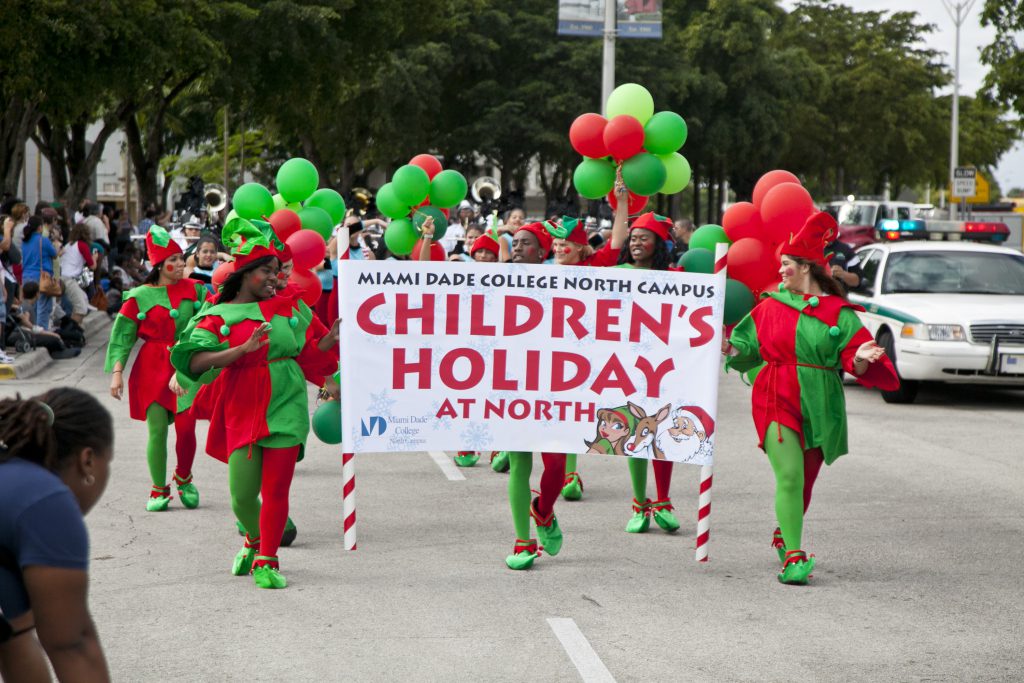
[57,315,86,348]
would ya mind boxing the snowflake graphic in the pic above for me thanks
[467,334,500,355]
[367,390,396,416]
[459,422,491,451]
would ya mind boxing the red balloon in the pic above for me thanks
[288,267,323,306]
[603,115,645,160]
[269,209,302,242]
[440,207,450,219]
[727,238,778,292]
[759,182,815,244]
[722,202,763,243]
[410,154,443,180]
[569,113,610,159]
[413,239,447,262]
[607,189,649,215]
[752,170,801,207]
[286,230,327,271]
[211,261,235,290]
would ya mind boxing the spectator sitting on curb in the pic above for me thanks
[9,284,81,359]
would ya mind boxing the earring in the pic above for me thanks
[84,474,95,486]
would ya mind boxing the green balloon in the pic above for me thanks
[606,83,655,125]
[312,400,342,445]
[573,158,616,199]
[413,205,449,241]
[690,224,731,252]
[678,247,714,273]
[429,170,468,209]
[298,206,334,240]
[659,153,692,194]
[376,183,410,219]
[644,112,688,155]
[232,183,275,220]
[392,164,431,207]
[272,193,287,211]
[384,217,419,256]
[277,158,320,203]
[724,278,755,325]
[305,188,347,225]
[621,153,666,197]
[225,209,238,223]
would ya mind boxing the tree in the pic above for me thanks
[981,1,1024,119]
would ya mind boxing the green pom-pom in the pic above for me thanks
[829,325,841,337]
[169,309,180,319]
[808,296,820,307]
[137,312,147,321]
[220,325,230,336]
[289,317,298,328]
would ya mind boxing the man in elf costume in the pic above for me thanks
[106,226,210,511]
[724,211,897,584]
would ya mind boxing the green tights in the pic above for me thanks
[564,453,577,476]
[508,452,532,539]
[145,405,170,487]
[766,423,807,552]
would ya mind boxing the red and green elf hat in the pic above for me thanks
[516,222,554,258]
[222,216,281,269]
[780,211,838,266]
[470,234,500,256]
[544,216,588,246]
[630,212,673,241]
[145,226,182,265]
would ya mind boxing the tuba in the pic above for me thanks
[204,183,227,213]
[471,176,501,203]
[351,187,374,215]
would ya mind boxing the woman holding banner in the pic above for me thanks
[171,218,339,589]
[613,211,683,534]
[723,211,897,585]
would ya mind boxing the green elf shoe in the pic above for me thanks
[651,499,680,532]
[777,550,816,585]
[173,472,200,509]
[280,517,298,547]
[252,556,287,589]
[146,485,171,512]
[771,527,786,563]
[232,534,259,576]
[454,451,480,467]
[490,451,510,473]
[530,497,563,556]
[561,472,584,501]
[625,498,652,533]
[505,539,540,570]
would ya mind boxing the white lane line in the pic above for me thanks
[547,618,617,683]
[428,451,466,481]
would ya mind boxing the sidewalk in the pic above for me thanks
[0,310,112,380]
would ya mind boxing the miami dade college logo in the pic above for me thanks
[361,416,388,436]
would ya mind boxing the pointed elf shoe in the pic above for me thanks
[651,498,680,532]
[561,472,584,501]
[505,539,540,570]
[454,451,480,467]
[252,556,287,589]
[530,497,563,556]
[173,472,199,509]
[490,451,510,473]
[625,498,652,534]
[146,485,171,512]
[280,517,298,547]
[232,534,260,576]
[777,550,816,586]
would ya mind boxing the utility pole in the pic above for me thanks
[942,0,976,221]
[601,0,617,115]
[223,107,230,195]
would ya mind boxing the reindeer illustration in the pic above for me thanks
[623,402,672,460]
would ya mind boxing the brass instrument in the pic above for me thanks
[204,183,227,213]
[351,187,374,215]
[471,176,501,203]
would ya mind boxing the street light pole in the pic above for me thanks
[601,0,617,115]
[942,0,976,221]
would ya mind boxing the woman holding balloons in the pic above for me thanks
[171,217,339,589]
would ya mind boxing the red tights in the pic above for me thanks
[536,452,566,518]
[173,409,197,479]
[803,448,824,512]
[259,446,299,559]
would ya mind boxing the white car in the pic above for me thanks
[849,240,1024,403]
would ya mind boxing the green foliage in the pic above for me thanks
[981,1,1024,119]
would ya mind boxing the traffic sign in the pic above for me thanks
[952,167,977,198]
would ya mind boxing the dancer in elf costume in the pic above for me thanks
[106,227,210,511]
[723,211,897,585]
[549,177,629,500]
[171,218,339,589]
[614,212,682,533]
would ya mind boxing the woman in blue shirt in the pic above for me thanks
[19,216,58,331]
[0,388,114,682]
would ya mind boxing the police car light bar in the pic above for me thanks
[877,219,1008,243]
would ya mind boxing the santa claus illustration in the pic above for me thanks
[660,405,715,464]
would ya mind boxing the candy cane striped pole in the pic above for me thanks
[337,226,357,550]
[696,242,730,562]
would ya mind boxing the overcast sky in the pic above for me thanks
[781,0,1023,192]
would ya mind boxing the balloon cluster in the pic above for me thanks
[570,83,692,213]
[219,158,346,306]
[378,154,469,256]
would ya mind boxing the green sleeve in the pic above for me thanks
[104,315,138,373]
[724,312,763,375]
[170,327,228,385]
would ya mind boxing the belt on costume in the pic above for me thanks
[766,361,839,371]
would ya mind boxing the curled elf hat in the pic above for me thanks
[544,216,588,246]
[222,217,281,269]
[674,405,715,438]
[470,234,499,256]
[516,222,554,258]
[145,226,182,265]
[630,212,673,242]
[780,211,838,267]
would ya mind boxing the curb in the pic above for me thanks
[1,311,112,381]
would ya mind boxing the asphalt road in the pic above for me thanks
[4,341,1023,682]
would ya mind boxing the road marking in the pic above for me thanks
[428,451,465,481]
[547,618,616,683]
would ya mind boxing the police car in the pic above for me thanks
[849,219,1024,403]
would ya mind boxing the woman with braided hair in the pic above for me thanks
[106,226,211,512]
[0,388,113,682]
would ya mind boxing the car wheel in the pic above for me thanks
[877,329,918,404]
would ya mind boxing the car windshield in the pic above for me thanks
[835,204,876,226]
[882,251,1024,295]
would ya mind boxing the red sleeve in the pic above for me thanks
[197,315,229,343]
[842,327,899,391]
[581,242,619,268]
[119,297,140,323]
[78,240,94,267]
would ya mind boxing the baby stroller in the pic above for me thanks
[4,319,35,354]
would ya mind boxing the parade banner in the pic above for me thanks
[557,0,663,39]
[338,260,724,463]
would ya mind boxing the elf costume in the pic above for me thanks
[725,212,898,585]
[616,213,681,533]
[171,219,337,589]
[105,227,210,511]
